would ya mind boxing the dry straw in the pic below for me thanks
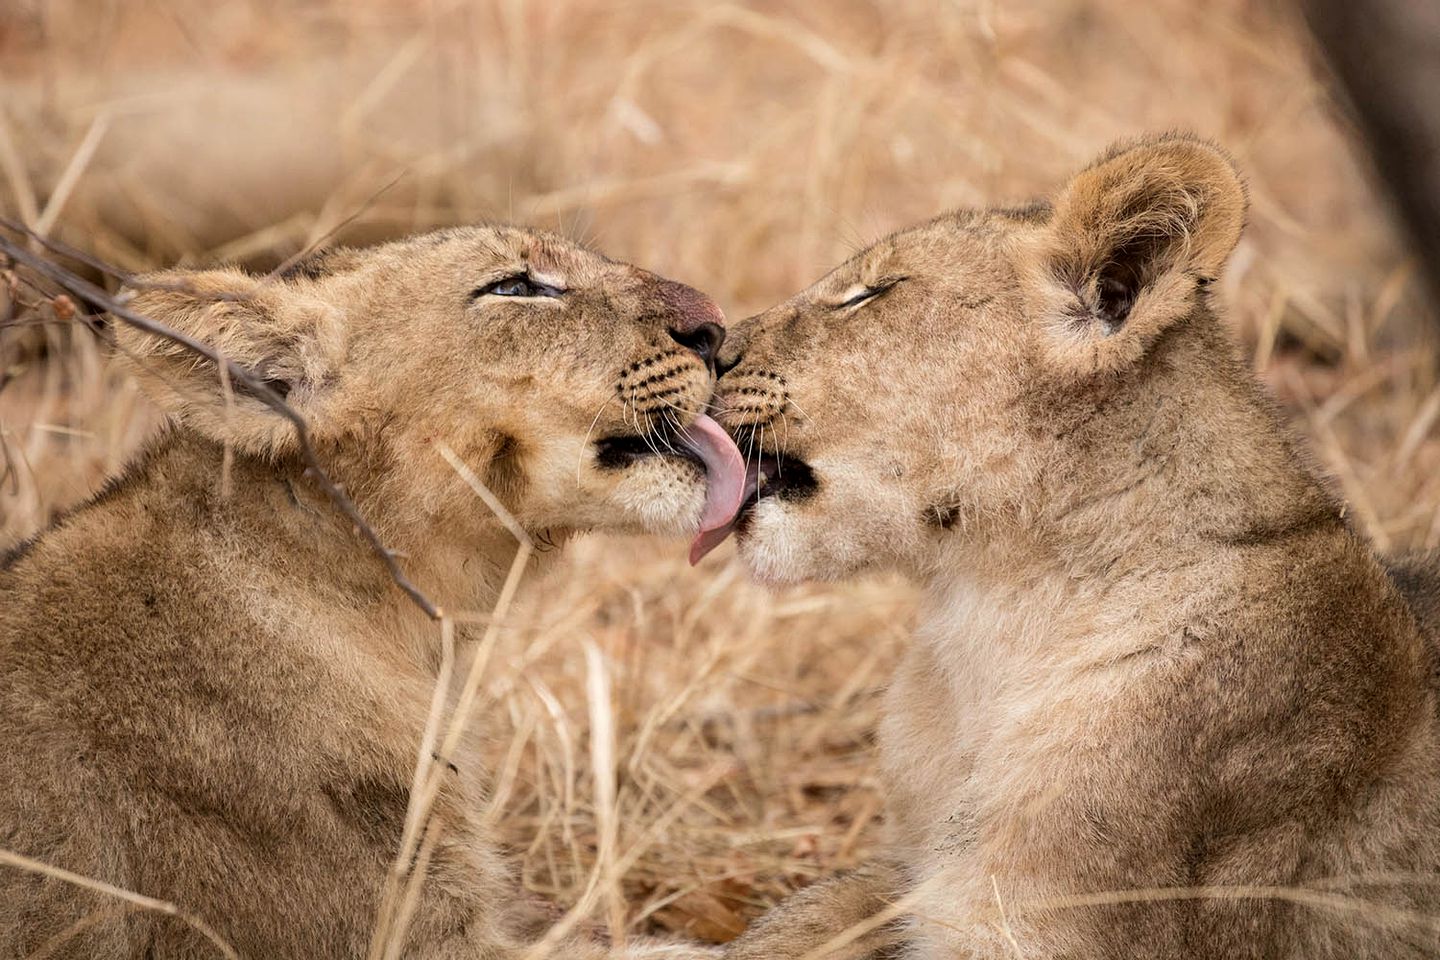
[2,0,1439,953]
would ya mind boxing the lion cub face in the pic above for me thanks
[117,226,743,551]
[708,136,1247,582]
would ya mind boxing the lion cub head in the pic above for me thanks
[116,226,743,565]
[705,135,1254,582]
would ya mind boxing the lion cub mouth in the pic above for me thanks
[689,441,817,564]
[595,414,746,561]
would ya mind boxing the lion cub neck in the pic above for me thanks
[86,427,526,641]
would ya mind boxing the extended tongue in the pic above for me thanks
[689,519,737,567]
[679,414,746,565]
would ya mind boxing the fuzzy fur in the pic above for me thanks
[718,135,1440,959]
[0,226,721,959]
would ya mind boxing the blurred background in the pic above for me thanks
[2,0,1437,945]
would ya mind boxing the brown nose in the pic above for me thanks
[656,279,726,369]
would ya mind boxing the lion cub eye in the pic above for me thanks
[835,276,904,310]
[472,274,566,299]
[838,287,879,309]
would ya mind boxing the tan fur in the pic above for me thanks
[717,135,1440,959]
[0,226,720,958]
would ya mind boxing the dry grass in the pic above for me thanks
[2,0,1439,950]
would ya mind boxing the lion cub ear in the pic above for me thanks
[114,268,346,457]
[1028,134,1247,376]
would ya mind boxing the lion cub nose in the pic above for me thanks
[669,321,725,367]
[656,279,727,369]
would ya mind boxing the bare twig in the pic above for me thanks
[366,614,456,958]
[795,872,949,960]
[262,170,409,283]
[0,848,238,960]
[23,905,123,960]
[0,225,442,620]
[34,112,112,239]
[368,445,537,957]
[0,215,251,301]
[992,875,1025,959]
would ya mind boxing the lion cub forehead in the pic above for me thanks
[447,225,611,271]
[288,225,635,294]
[843,212,1015,277]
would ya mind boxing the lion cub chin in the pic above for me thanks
[716,135,1440,959]
[0,226,730,959]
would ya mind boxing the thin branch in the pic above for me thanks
[0,848,238,960]
[369,449,537,957]
[262,170,409,283]
[0,226,442,620]
[34,112,112,239]
[0,216,251,301]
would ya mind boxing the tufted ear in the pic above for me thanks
[1029,134,1247,376]
[114,268,346,456]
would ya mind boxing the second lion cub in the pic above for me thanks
[709,135,1440,958]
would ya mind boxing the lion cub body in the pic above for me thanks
[873,329,1440,959]
[718,137,1440,958]
[0,226,724,959]
[1,435,515,957]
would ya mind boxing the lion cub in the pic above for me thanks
[709,136,1440,958]
[0,227,741,958]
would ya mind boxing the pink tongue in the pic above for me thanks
[679,414,746,565]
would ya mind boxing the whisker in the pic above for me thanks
[625,388,641,436]
[622,392,640,450]
[631,389,663,457]
[778,412,795,478]
[744,419,758,479]
[657,391,699,422]
[653,396,700,455]
[658,407,681,455]
[577,395,617,484]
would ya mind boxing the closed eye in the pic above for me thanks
[835,276,905,310]
[472,274,567,299]
[839,287,880,309]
